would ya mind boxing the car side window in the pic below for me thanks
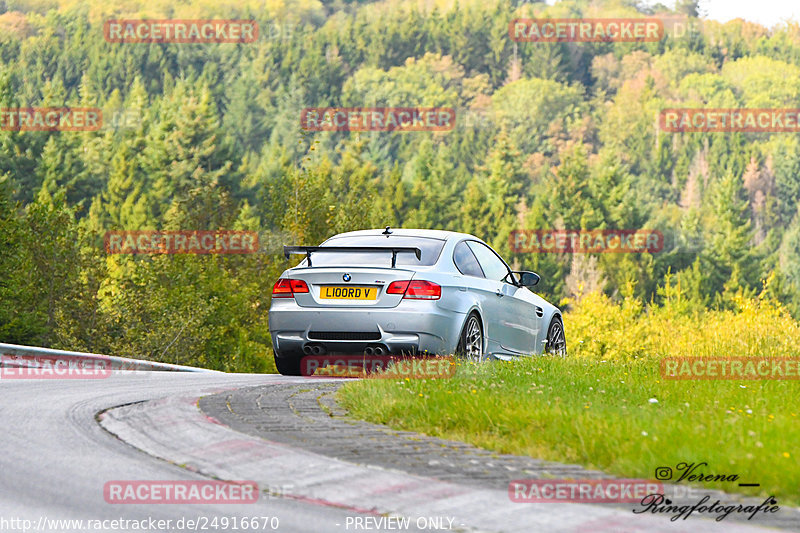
[453,241,484,278]
[466,241,511,282]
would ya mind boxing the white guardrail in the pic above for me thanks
[0,343,219,373]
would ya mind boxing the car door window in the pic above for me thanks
[466,241,511,282]
[453,241,484,277]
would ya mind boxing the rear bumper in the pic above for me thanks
[269,299,464,356]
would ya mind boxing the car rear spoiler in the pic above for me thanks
[283,246,422,268]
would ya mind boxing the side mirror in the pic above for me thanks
[514,271,540,288]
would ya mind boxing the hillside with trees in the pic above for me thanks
[2,0,800,370]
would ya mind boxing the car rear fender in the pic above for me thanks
[452,304,488,354]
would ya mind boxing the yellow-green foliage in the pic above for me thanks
[566,291,798,361]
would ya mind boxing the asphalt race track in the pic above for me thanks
[0,373,356,533]
[0,372,797,533]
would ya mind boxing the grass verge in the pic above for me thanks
[337,292,800,506]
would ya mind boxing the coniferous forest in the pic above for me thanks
[2,0,800,371]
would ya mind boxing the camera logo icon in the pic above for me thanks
[655,467,673,480]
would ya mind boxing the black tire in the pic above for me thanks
[455,312,486,362]
[544,315,567,356]
[274,353,302,376]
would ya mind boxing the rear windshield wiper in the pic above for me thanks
[283,246,422,268]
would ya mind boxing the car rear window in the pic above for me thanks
[305,235,445,267]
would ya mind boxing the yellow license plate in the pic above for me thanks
[320,286,377,300]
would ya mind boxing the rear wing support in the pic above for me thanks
[283,246,422,268]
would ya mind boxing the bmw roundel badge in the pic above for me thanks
[343,273,351,282]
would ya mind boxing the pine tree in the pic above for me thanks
[403,139,462,230]
[545,145,602,229]
[701,172,758,307]
[142,81,239,229]
[459,131,522,255]
[87,145,150,230]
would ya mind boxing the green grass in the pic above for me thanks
[337,292,800,506]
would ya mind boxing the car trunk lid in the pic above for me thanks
[288,267,416,308]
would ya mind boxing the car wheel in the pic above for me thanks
[456,313,486,362]
[274,353,302,376]
[544,316,567,356]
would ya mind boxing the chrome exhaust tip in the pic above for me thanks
[364,347,374,356]
[373,346,384,356]
[311,345,323,355]
[302,345,313,355]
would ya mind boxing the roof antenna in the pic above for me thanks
[382,226,392,236]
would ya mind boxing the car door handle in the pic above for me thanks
[459,286,467,292]
[495,290,504,297]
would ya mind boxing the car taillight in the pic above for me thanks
[385,280,441,300]
[386,280,410,294]
[272,279,293,298]
[272,278,309,298]
[405,280,441,299]
[290,279,309,293]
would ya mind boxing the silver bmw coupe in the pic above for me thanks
[268,227,566,375]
